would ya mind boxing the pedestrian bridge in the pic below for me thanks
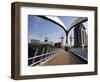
[28,16,88,66]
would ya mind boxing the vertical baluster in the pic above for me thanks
[49,47,51,54]
[42,48,45,54]
[46,47,49,59]
[32,48,38,65]
[41,47,45,61]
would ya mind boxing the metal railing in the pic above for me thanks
[28,47,57,66]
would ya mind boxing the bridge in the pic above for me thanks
[28,16,88,66]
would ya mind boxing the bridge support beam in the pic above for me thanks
[65,32,68,51]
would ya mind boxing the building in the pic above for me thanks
[30,39,40,44]
[44,37,49,42]
[54,42,62,48]
[74,24,88,48]
[60,34,64,48]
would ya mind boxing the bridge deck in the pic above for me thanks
[40,49,87,66]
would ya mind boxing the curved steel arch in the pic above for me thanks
[67,17,88,33]
[44,16,67,31]
[43,16,88,33]
[39,16,88,51]
[40,16,68,32]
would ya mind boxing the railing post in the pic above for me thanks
[41,48,45,60]
[65,32,68,51]
[32,48,38,64]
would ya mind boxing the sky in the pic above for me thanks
[28,15,88,46]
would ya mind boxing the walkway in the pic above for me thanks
[69,48,88,61]
[40,49,87,66]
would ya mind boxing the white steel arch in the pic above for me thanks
[44,16,67,31]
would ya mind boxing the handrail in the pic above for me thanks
[28,51,56,60]
[29,51,57,66]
